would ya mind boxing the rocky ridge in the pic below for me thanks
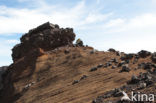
[1,22,156,103]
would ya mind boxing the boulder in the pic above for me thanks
[112,66,117,69]
[120,54,134,60]
[80,75,87,80]
[12,22,76,62]
[90,67,98,72]
[112,88,123,97]
[72,80,79,85]
[151,52,156,63]
[108,48,116,52]
[130,75,140,84]
[75,38,83,46]
[118,61,126,67]
[138,50,151,58]
[97,64,103,68]
[120,65,131,72]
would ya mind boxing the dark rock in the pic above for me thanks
[153,68,156,73]
[72,80,79,85]
[80,75,87,80]
[138,63,152,70]
[12,22,76,62]
[133,59,138,64]
[92,99,96,103]
[97,64,103,68]
[108,48,116,52]
[130,75,140,84]
[112,66,117,69]
[0,66,8,91]
[151,52,156,63]
[120,54,134,60]
[138,50,151,58]
[75,38,83,46]
[143,63,152,70]
[90,67,98,72]
[90,50,96,54]
[105,62,112,67]
[118,61,126,67]
[120,65,130,72]
[109,58,118,63]
[116,51,121,56]
[138,82,146,89]
[113,88,123,97]
[64,49,70,54]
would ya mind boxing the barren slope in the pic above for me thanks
[2,46,155,103]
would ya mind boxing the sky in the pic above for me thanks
[0,0,156,66]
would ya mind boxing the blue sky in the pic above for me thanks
[0,0,156,66]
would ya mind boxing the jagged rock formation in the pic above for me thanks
[12,22,75,62]
[0,66,8,91]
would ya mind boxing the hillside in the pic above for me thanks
[0,22,156,103]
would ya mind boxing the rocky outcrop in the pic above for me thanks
[12,22,76,62]
[0,66,8,91]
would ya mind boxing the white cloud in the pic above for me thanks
[0,0,111,35]
[91,13,156,53]
[6,40,20,44]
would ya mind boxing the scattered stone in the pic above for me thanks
[80,75,87,80]
[153,68,156,73]
[90,67,98,72]
[112,66,117,69]
[72,80,79,85]
[64,49,70,54]
[113,88,123,97]
[133,59,138,64]
[90,50,96,54]
[97,64,103,68]
[130,75,140,84]
[118,61,126,67]
[75,38,83,46]
[120,54,134,60]
[138,82,146,89]
[108,48,116,52]
[151,52,156,63]
[105,62,112,67]
[116,51,121,56]
[120,65,130,72]
[138,50,151,58]
[138,62,152,70]
[109,58,118,63]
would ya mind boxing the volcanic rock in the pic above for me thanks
[0,66,8,91]
[12,22,76,62]
[75,38,83,46]
[80,75,87,80]
[120,53,134,60]
[90,67,98,72]
[72,80,79,85]
[108,48,116,52]
[120,65,131,72]
[151,52,156,63]
[138,50,151,58]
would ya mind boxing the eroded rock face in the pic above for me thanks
[12,22,76,62]
[0,66,8,91]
